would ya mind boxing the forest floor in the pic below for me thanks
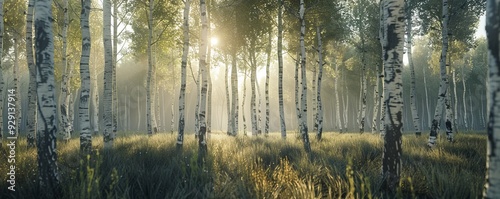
[0,131,486,198]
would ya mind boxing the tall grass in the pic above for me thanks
[0,132,486,198]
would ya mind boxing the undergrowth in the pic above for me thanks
[0,132,486,198]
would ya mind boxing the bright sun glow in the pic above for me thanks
[210,37,219,46]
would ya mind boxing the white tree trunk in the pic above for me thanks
[35,0,61,194]
[230,54,239,136]
[299,0,311,153]
[256,71,262,135]
[453,69,458,133]
[484,1,500,196]
[251,42,258,136]
[146,0,154,136]
[79,0,92,153]
[372,64,380,134]
[295,52,301,132]
[423,64,431,129]
[242,69,248,135]
[26,0,37,145]
[312,53,317,132]
[195,64,201,137]
[381,0,404,192]
[428,0,449,147]
[445,86,454,142]
[177,0,189,146]
[335,59,343,133]
[207,5,213,135]
[461,64,468,129]
[198,0,209,163]
[277,0,286,138]
[343,68,349,131]
[103,0,114,148]
[406,2,421,135]
[360,46,367,134]
[315,26,324,140]
[265,31,271,136]
[225,56,231,135]
[112,0,118,135]
[59,0,72,141]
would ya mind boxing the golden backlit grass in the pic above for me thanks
[0,131,486,198]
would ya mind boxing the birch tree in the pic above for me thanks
[225,56,231,135]
[230,53,239,136]
[26,0,37,145]
[427,0,449,147]
[146,0,154,136]
[103,0,115,148]
[177,0,190,147]
[406,0,421,136]
[35,0,61,194]
[381,0,404,192]
[242,69,248,135]
[198,0,209,163]
[484,0,500,196]
[79,0,92,153]
[265,31,271,136]
[299,0,311,153]
[315,26,324,140]
[59,0,72,141]
[277,0,286,138]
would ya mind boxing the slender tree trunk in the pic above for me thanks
[381,0,404,192]
[177,0,191,147]
[195,63,201,137]
[256,71,262,135]
[59,0,72,141]
[295,52,301,133]
[0,0,3,146]
[265,31,271,136]
[250,42,258,136]
[360,42,367,134]
[231,53,239,136]
[335,60,343,133]
[242,69,248,135]
[343,68,349,131]
[312,53,317,132]
[372,64,380,134]
[484,1,500,196]
[453,69,458,133]
[315,26,324,140]
[225,56,231,135]
[277,0,286,138]
[79,0,92,153]
[26,0,37,146]
[379,0,386,136]
[423,64,431,129]
[103,0,114,148]
[112,0,118,136]
[137,87,141,130]
[197,0,209,164]
[207,3,212,135]
[461,65,468,129]
[406,3,421,136]
[35,0,61,195]
[445,86,454,142]
[428,0,449,147]
[299,0,311,153]
[146,0,154,136]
